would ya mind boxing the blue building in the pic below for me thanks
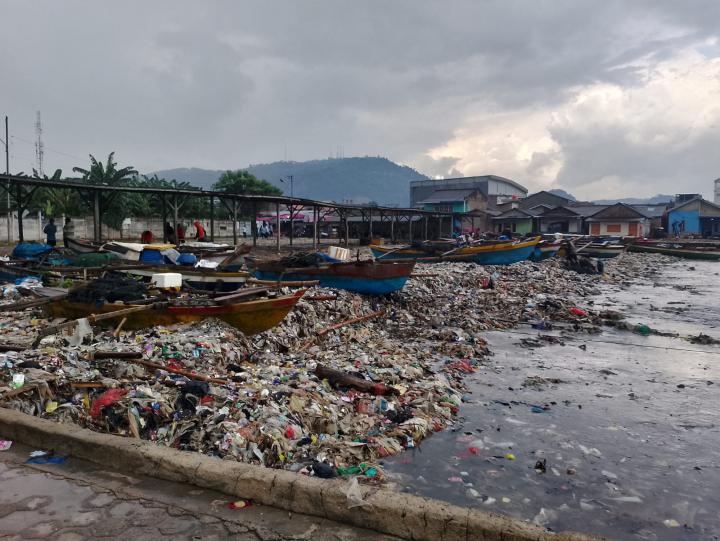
[667,197,720,237]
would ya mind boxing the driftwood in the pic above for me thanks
[91,352,228,384]
[0,343,30,352]
[297,309,386,352]
[90,351,144,360]
[315,364,399,396]
[0,294,68,312]
[33,304,157,346]
[0,383,42,402]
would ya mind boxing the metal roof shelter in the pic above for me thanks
[0,173,456,248]
[416,189,477,205]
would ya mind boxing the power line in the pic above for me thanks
[9,134,82,161]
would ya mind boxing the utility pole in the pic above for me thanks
[3,116,10,243]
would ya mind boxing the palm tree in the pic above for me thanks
[73,153,138,231]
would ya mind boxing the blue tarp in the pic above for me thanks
[11,242,53,260]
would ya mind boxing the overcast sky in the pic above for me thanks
[2,0,720,200]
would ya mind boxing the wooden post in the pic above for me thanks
[369,208,373,239]
[93,190,101,242]
[231,199,238,246]
[251,202,257,247]
[275,201,280,252]
[409,214,413,241]
[15,185,23,242]
[172,196,178,246]
[289,204,294,247]
[161,195,167,242]
[390,212,395,242]
[424,215,428,240]
[313,206,318,250]
[344,213,349,246]
[209,196,215,242]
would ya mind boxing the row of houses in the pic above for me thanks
[411,176,720,238]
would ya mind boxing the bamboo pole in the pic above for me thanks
[298,309,385,352]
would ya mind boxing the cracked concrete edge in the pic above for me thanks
[0,408,606,541]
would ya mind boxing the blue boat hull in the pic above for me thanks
[465,244,537,265]
[253,270,409,295]
[529,248,559,262]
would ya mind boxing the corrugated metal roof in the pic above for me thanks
[631,204,667,218]
[566,205,607,217]
[417,189,477,204]
[586,203,648,220]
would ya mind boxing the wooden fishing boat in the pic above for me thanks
[248,257,415,295]
[372,237,540,265]
[46,289,306,335]
[64,237,103,253]
[628,242,720,260]
[577,243,625,259]
[65,238,249,270]
[120,267,250,292]
[529,240,562,261]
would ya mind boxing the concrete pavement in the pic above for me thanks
[0,442,400,541]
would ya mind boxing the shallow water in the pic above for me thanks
[385,259,720,541]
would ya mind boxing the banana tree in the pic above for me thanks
[73,153,138,237]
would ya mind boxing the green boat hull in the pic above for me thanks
[628,244,720,260]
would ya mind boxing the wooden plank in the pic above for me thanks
[33,304,156,346]
[247,278,320,287]
[213,287,270,305]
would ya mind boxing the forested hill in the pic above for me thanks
[152,157,428,206]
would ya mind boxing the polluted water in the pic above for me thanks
[384,257,720,541]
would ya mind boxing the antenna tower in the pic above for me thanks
[34,111,44,176]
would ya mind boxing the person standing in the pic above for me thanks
[194,220,206,242]
[242,225,248,239]
[63,217,75,241]
[44,218,58,247]
[176,223,185,243]
[165,222,176,244]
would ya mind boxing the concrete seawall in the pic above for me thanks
[0,408,605,541]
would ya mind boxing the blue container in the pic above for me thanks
[139,249,164,264]
[176,253,198,266]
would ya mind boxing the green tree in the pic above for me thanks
[213,170,282,196]
[31,168,86,218]
[133,174,210,219]
[73,153,138,230]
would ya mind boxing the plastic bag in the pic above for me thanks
[345,477,369,509]
[67,318,93,347]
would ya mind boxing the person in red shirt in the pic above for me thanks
[194,220,206,241]
[176,223,186,243]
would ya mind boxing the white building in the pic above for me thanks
[715,178,720,204]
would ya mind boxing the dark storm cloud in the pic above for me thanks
[1,0,719,197]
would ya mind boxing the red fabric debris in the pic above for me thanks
[90,388,128,418]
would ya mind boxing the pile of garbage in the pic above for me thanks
[0,253,649,480]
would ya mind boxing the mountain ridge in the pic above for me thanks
[151,157,428,206]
